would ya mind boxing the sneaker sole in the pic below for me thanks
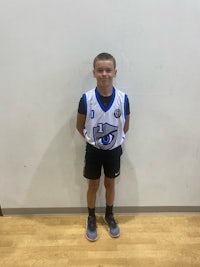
[103,216,120,238]
[85,218,98,241]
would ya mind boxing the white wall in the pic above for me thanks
[1,0,200,210]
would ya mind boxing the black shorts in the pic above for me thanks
[83,143,123,179]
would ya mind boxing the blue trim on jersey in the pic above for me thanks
[124,94,128,120]
[95,87,116,112]
[83,93,87,114]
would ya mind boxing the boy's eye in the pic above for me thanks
[97,69,113,73]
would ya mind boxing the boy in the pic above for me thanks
[76,52,130,241]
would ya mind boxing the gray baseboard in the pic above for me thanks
[2,206,200,216]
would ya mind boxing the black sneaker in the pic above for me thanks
[86,216,98,241]
[103,214,120,238]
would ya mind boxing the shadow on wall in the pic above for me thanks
[115,143,138,209]
[24,110,87,208]
[24,110,138,211]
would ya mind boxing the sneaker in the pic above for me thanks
[103,214,120,238]
[86,216,98,241]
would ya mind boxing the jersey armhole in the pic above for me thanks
[83,93,87,115]
[124,94,128,120]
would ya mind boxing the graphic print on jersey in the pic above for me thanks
[93,123,118,150]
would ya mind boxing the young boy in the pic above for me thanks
[76,52,130,241]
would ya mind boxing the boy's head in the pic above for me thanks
[93,52,116,69]
[93,52,117,90]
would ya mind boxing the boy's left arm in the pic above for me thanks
[76,112,86,138]
[124,115,130,134]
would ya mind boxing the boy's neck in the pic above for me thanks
[96,86,113,97]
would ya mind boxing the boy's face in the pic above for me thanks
[93,60,117,89]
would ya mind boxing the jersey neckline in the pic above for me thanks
[95,87,116,112]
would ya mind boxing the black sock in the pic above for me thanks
[88,207,95,217]
[105,205,113,217]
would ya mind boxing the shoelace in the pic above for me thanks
[88,216,96,231]
[106,215,117,228]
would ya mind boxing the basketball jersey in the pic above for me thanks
[83,87,128,150]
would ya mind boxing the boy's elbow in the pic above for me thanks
[76,123,85,137]
[124,125,129,134]
[124,115,130,134]
[76,125,83,135]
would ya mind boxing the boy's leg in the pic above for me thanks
[86,179,100,241]
[104,176,115,208]
[103,145,122,210]
[104,176,120,238]
[87,179,100,209]
[84,144,102,241]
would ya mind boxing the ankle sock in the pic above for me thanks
[88,207,95,217]
[105,205,113,217]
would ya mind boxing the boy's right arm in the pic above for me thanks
[76,112,86,138]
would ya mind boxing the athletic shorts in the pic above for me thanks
[83,143,123,179]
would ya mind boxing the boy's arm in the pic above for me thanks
[76,112,86,138]
[124,114,130,134]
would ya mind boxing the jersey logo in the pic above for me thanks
[93,123,118,150]
[114,109,121,118]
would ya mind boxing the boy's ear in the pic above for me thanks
[93,69,95,77]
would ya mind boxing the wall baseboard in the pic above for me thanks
[2,206,200,216]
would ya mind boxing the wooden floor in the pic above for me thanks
[0,214,200,267]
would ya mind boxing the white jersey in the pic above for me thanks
[83,87,128,150]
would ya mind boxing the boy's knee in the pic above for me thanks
[104,178,115,189]
[88,180,100,192]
